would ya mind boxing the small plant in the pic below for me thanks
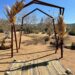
[57,15,66,38]
[69,31,75,36]
[0,29,3,33]
[71,42,75,50]
[44,36,49,44]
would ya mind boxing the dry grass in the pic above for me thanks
[55,15,67,38]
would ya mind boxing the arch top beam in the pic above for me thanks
[35,1,64,9]
[23,0,64,10]
[22,8,53,19]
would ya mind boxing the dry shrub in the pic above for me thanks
[56,15,67,38]
[71,42,75,50]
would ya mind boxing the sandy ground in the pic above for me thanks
[0,32,75,75]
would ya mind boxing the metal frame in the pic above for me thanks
[23,0,64,15]
[19,8,57,54]
[11,23,18,57]
[11,0,64,58]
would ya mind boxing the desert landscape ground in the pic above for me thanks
[0,32,75,75]
[0,0,75,75]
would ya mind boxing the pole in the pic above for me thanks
[11,25,13,57]
[13,24,18,53]
[52,19,58,53]
[60,38,64,58]
[59,8,62,15]
[19,18,23,49]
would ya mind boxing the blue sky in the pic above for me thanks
[0,0,75,24]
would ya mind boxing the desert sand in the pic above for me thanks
[0,32,75,75]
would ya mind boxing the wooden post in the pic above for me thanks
[13,24,18,53]
[59,8,62,15]
[11,25,13,57]
[55,36,59,53]
[52,19,58,53]
[11,23,18,57]
[60,38,64,58]
[19,31,22,49]
[19,18,23,49]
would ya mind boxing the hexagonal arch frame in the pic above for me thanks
[10,0,65,57]
[19,8,56,49]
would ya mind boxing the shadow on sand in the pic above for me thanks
[1,58,59,72]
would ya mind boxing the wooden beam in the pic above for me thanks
[60,38,64,58]
[23,1,34,8]
[22,9,37,19]
[35,1,64,9]
[11,25,14,57]
[23,1,64,16]
[13,24,18,53]
[52,19,59,54]
[22,8,53,19]
[23,1,64,9]
[19,18,23,49]
[36,8,53,18]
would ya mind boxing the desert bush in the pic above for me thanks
[71,42,75,50]
[0,29,3,33]
[44,36,49,44]
[64,42,75,50]
[69,30,75,36]
[64,45,71,49]
[42,31,45,34]
[33,30,39,34]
